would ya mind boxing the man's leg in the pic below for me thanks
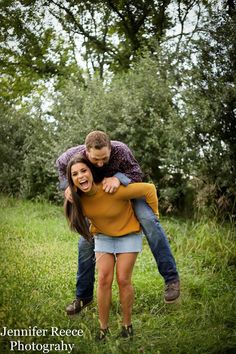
[133,199,180,302]
[66,236,95,315]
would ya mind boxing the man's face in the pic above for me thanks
[86,146,111,168]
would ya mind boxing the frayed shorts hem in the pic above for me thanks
[94,232,143,254]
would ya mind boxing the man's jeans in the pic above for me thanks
[76,199,179,299]
[133,198,179,283]
[76,236,95,300]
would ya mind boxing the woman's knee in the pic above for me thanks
[116,274,131,289]
[98,272,113,288]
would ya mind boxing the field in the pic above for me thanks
[0,196,235,354]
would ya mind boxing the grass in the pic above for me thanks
[0,195,235,354]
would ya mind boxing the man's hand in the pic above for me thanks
[102,177,120,193]
[64,186,73,203]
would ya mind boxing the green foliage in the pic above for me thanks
[0,196,235,353]
[1,0,210,79]
[19,117,59,201]
[0,1,80,103]
[0,105,31,195]
[0,101,60,201]
[178,9,236,218]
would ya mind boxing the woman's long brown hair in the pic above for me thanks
[64,154,97,241]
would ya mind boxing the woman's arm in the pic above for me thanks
[114,183,159,215]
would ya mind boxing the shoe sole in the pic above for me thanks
[66,300,93,316]
[164,295,180,304]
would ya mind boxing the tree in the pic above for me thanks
[1,0,216,81]
[179,4,236,217]
[0,0,81,104]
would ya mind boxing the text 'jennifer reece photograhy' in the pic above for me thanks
[0,326,84,353]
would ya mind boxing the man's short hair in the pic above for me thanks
[85,131,111,150]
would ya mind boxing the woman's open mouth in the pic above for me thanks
[79,180,89,190]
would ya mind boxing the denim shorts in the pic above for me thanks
[94,232,143,254]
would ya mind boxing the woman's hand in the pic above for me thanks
[64,186,73,202]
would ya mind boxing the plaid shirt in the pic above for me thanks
[56,141,143,190]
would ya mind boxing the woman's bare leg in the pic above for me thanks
[116,252,138,326]
[95,252,115,329]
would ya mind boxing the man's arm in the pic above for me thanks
[102,143,143,193]
[116,145,143,183]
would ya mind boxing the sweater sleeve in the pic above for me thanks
[114,183,159,215]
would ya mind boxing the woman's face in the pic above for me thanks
[71,162,94,193]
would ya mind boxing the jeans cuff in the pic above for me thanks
[76,295,93,301]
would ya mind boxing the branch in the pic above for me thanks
[46,0,116,56]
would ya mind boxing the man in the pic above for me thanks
[56,131,180,315]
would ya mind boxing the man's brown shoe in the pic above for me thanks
[66,298,93,315]
[164,280,180,303]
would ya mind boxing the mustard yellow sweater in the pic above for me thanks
[81,183,158,236]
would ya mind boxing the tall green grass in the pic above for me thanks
[0,196,235,353]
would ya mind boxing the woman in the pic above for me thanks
[65,154,158,340]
